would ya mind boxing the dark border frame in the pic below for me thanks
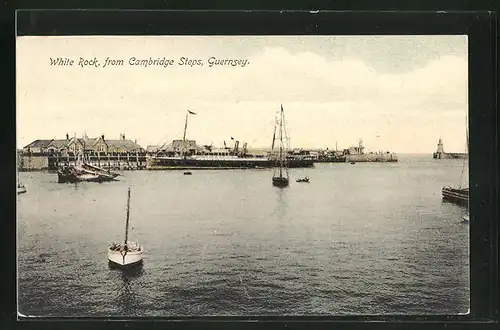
[2,7,498,330]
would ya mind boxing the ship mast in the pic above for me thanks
[271,120,277,152]
[124,188,131,247]
[459,116,469,189]
[277,104,289,178]
[279,105,284,178]
[182,110,197,159]
[466,116,469,153]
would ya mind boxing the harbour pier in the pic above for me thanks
[20,152,147,171]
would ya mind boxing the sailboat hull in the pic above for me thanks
[272,177,289,187]
[108,249,143,267]
[442,187,469,207]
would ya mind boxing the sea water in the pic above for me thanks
[17,155,469,316]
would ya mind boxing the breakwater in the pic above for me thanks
[433,152,468,160]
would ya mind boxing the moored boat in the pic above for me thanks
[108,241,143,267]
[442,186,469,207]
[296,177,309,183]
[57,153,119,183]
[272,105,289,188]
[442,118,469,208]
[17,154,27,194]
[17,182,27,194]
[108,188,143,267]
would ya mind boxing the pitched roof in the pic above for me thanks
[24,139,54,149]
[160,139,204,152]
[47,139,71,148]
[105,139,144,150]
[78,138,98,148]
[25,136,145,151]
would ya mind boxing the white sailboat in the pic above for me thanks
[108,188,143,267]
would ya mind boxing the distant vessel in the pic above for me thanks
[147,110,314,170]
[433,138,467,159]
[442,121,469,207]
[17,153,27,194]
[314,144,347,163]
[296,177,310,183]
[108,188,143,267]
[17,182,27,194]
[272,105,290,188]
[344,140,398,163]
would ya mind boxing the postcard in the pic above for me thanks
[16,35,469,317]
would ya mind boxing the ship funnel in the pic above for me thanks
[233,141,239,154]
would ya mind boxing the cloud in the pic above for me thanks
[16,36,468,153]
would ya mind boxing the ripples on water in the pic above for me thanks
[17,155,469,316]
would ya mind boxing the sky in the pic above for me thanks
[16,35,468,153]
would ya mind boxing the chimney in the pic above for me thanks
[101,134,105,141]
[66,133,69,140]
[122,134,126,140]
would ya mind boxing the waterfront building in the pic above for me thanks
[20,133,145,170]
[23,133,144,156]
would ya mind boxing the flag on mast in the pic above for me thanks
[187,110,197,115]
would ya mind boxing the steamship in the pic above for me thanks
[344,140,398,163]
[146,110,314,170]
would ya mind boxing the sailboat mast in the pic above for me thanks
[466,116,469,152]
[459,116,469,190]
[271,120,277,152]
[124,188,131,246]
[279,105,284,177]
